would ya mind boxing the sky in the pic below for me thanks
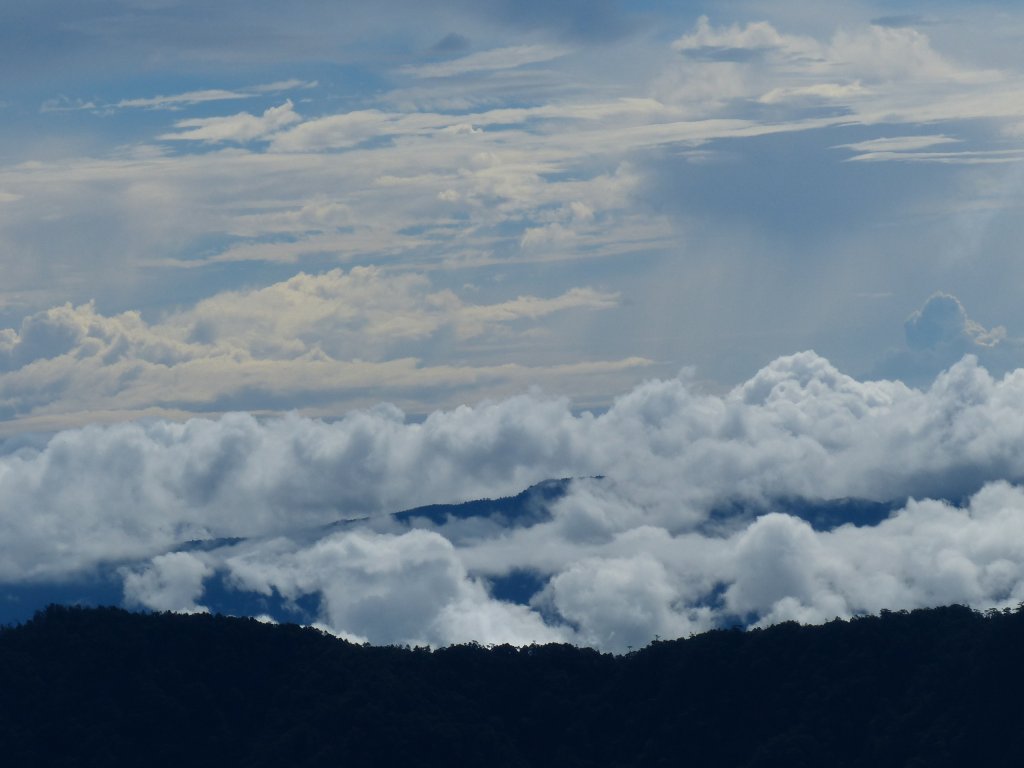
[3,0,1024,649]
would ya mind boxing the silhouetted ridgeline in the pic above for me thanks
[2,605,1024,766]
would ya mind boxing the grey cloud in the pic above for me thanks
[905,292,1005,351]
[430,33,472,54]
[875,292,1017,385]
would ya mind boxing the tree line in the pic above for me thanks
[2,603,1023,766]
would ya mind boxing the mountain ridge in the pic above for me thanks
[2,602,1023,766]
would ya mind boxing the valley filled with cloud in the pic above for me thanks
[6,351,1024,651]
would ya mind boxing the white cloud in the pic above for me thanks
[401,44,571,79]
[122,552,213,613]
[827,24,988,85]
[535,554,709,649]
[837,134,961,154]
[662,16,1010,128]
[117,88,252,110]
[223,529,565,647]
[268,110,393,152]
[161,101,301,143]
[0,268,630,424]
[758,81,867,104]
[114,80,313,111]
[8,15,1019,309]
[875,292,1017,384]
[673,16,820,61]
[245,79,317,94]
[7,348,1024,647]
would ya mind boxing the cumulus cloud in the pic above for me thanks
[672,16,820,62]
[875,292,1017,384]
[223,529,565,647]
[905,292,1005,350]
[8,350,1024,648]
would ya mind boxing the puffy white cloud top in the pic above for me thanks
[7,351,1024,650]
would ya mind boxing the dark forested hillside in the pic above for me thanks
[2,604,1024,766]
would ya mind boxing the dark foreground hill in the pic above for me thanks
[2,604,1024,766]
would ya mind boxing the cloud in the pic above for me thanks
[430,33,472,54]
[757,81,868,104]
[0,268,630,425]
[875,293,1016,384]
[401,44,570,79]
[7,14,1022,315]
[672,16,820,63]
[9,7,1024,649]
[535,554,706,649]
[836,134,961,158]
[40,96,99,113]
[122,552,213,613]
[44,81,316,115]
[116,88,253,110]
[905,293,1005,351]
[660,15,1006,127]
[160,101,301,143]
[8,349,1024,647]
[224,528,565,647]
[268,110,394,152]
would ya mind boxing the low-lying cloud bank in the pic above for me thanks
[7,351,1024,650]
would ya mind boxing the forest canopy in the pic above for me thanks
[2,603,1023,766]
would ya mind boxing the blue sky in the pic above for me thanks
[4,1,1024,647]
[0,0,1022,429]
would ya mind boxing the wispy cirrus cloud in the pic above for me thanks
[116,88,253,110]
[118,79,317,109]
[401,44,571,78]
[42,79,317,114]
[4,8,1024,410]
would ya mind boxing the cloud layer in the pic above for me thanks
[4,8,1024,394]
[0,267,634,427]
[8,351,1024,649]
